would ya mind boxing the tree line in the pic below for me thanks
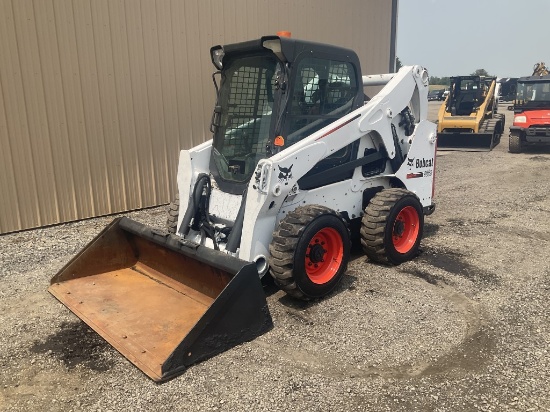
[429,69,493,86]
[395,58,493,87]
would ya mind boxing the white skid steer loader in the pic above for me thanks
[49,35,437,382]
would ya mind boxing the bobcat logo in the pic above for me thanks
[407,157,415,167]
[278,164,293,183]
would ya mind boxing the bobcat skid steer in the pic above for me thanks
[49,35,437,382]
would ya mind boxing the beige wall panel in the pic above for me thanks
[52,0,94,217]
[175,0,210,148]
[89,0,126,212]
[124,0,157,208]
[5,0,56,228]
[141,0,170,203]
[0,1,23,231]
[0,0,395,233]
[0,68,20,230]
[106,0,141,209]
[155,0,180,201]
[33,0,77,220]
[72,0,111,213]
[13,0,65,225]
[169,1,195,149]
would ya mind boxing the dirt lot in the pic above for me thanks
[1,101,549,411]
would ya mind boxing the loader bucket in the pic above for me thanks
[49,217,272,382]
[437,131,500,151]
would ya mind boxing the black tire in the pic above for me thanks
[361,188,424,265]
[493,129,500,147]
[166,192,180,234]
[509,131,522,153]
[269,205,350,300]
[480,118,501,148]
[493,114,504,146]
[494,113,505,134]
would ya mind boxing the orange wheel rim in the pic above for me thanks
[392,206,420,253]
[305,227,344,285]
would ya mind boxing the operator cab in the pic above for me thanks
[514,75,550,111]
[208,35,364,194]
[447,76,494,116]
[497,77,518,102]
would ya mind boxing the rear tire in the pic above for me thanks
[166,192,180,234]
[361,188,424,265]
[509,131,522,153]
[269,205,350,300]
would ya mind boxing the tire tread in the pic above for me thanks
[360,188,422,265]
[269,205,348,300]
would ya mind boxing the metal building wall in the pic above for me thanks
[0,0,395,234]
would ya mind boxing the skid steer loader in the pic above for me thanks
[437,76,505,151]
[49,34,437,382]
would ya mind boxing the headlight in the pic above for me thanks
[210,47,224,70]
[514,115,527,123]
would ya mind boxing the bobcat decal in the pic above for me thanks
[278,164,293,183]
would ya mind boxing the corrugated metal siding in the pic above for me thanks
[0,0,394,234]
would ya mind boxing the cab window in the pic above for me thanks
[286,57,358,144]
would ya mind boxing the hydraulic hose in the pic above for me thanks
[179,174,210,236]
[225,187,248,253]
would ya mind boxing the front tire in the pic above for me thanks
[509,131,522,153]
[269,205,350,300]
[166,192,180,234]
[361,188,424,265]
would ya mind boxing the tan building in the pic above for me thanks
[0,0,398,234]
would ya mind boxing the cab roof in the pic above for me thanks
[518,74,550,83]
[213,35,362,75]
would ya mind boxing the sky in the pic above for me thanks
[397,0,550,78]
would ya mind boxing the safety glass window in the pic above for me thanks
[287,57,357,144]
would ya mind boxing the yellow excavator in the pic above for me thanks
[532,62,549,76]
[437,76,505,151]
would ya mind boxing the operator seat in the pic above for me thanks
[456,92,475,115]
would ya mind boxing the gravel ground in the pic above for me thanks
[1,101,549,411]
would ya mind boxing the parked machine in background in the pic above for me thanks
[509,73,550,153]
[437,76,505,151]
[497,77,518,102]
[49,34,437,382]
[428,89,445,101]
[532,62,549,77]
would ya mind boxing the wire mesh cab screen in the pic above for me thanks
[212,54,279,184]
